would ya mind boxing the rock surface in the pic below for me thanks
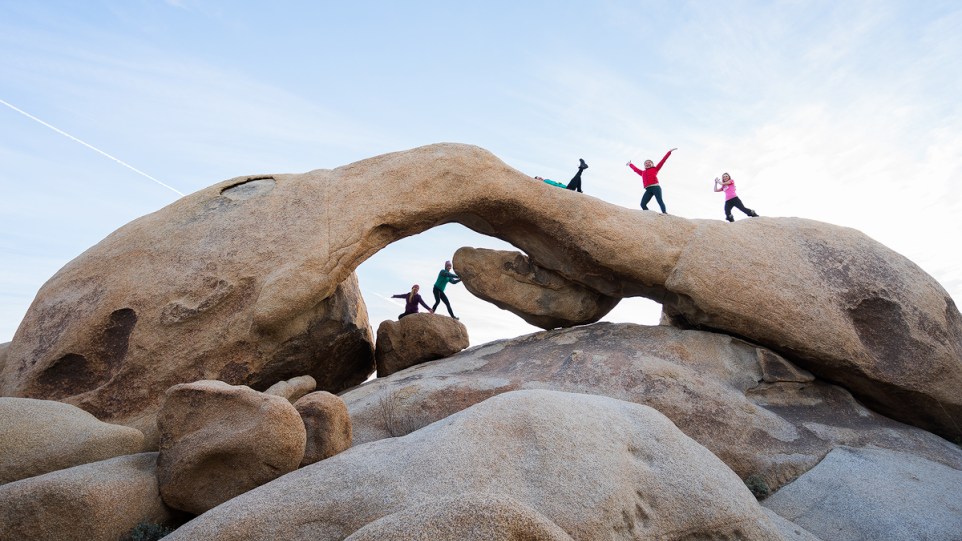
[0,397,144,485]
[166,390,784,541]
[265,375,317,402]
[344,494,575,541]
[345,323,962,492]
[0,453,177,541]
[294,391,352,466]
[156,380,306,514]
[453,247,619,329]
[4,143,959,439]
[763,446,962,541]
[374,313,468,377]
[2,265,372,446]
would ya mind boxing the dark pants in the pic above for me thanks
[566,170,583,192]
[724,197,757,221]
[641,185,666,213]
[432,287,455,317]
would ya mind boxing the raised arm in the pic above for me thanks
[654,148,675,172]
[627,162,645,177]
[713,178,723,192]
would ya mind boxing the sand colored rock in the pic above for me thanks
[344,494,574,541]
[454,246,619,329]
[156,380,306,514]
[166,390,785,541]
[345,323,962,492]
[0,453,177,541]
[374,313,468,377]
[265,375,317,402]
[4,143,959,439]
[0,397,144,485]
[294,391,352,466]
[764,446,962,541]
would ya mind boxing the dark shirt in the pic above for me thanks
[392,292,431,314]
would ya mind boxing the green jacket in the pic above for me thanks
[434,269,459,291]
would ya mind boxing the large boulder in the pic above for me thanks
[374,313,468,377]
[0,453,178,541]
[453,247,619,329]
[2,267,372,446]
[763,446,962,541]
[166,390,785,541]
[344,494,574,541]
[5,143,959,439]
[0,341,8,377]
[156,380,306,514]
[344,323,962,492]
[0,397,144,485]
[294,391,352,466]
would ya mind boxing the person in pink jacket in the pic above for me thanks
[627,148,676,213]
[713,173,759,222]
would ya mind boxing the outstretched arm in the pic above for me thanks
[654,148,675,172]
[418,297,432,311]
[391,293,406,299]
[627,162,645,177]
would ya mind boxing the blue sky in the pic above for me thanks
[2,1,961,345]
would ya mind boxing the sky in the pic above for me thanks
[2,1,961,347]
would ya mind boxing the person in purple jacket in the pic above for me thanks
[391,284,434,319]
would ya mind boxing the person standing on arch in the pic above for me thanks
[627,148,676,213]
[432,260,461,320]
[714,172,760,222]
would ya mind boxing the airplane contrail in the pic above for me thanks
[1,98,185,196]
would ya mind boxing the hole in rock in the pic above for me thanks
[354,223,663,352]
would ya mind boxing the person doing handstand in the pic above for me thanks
[566,158,589,192]
[432,260,461,320]
[714,173,759,222]
[391,284,433,319]
[627,148,676,213]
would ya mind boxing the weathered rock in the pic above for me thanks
[0,397,144,485]
[156,380,306,514]
[2,265,371,447]
[453,247,619,329]
[374,313,468,377]
[5,143,959,438]
[294,391,352,466]
[762,509,823,541]
[344,494,574,541]
[166,390,785,541]
[764,446,962,541]
[0,341,8,378]
[0,453,178,541]
[265,375,317,402]
[345,323,962,492]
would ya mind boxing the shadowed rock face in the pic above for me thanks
[453,247,620,329]
[2,143,959,439]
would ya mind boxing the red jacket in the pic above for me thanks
[629,150,672,188]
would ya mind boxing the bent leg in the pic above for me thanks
[432,287,442,311]
[724,199,736,222]
[640,188,654,210]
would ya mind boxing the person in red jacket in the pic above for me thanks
[627,148,677,213]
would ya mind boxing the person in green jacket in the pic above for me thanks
[432,260,461,320]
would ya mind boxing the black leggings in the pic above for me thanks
[566,170,583,192]
[724,197,756,220]
[641,185,666,213]
[432,287,455,317]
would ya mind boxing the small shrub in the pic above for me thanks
[126,522,175,541]
[744,474,770,499]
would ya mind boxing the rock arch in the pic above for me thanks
[1,143,959,440]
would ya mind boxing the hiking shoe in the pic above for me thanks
[579,159,588,169]
[749,210,759,217]
[726,214,735,222]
